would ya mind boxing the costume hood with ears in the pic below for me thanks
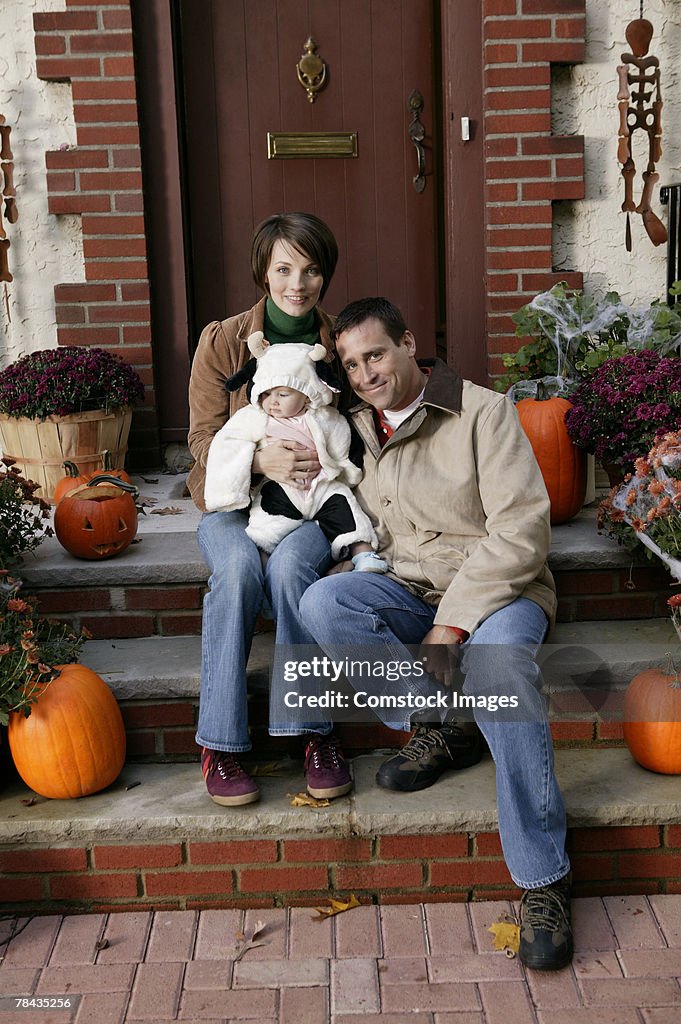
[230,332,338,411]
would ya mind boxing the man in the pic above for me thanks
[299,297,572,971]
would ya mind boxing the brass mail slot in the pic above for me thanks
[267,131,358,159]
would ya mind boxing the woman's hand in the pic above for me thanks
[252,441,321,488]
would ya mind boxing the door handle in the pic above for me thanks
[407,89,426,193]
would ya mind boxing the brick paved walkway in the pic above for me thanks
[1,896,681,1022]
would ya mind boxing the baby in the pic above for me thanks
[204,333,387,572]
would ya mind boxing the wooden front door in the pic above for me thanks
[177,0,441,356]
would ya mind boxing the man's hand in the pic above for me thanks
[252,441,321,488]
[419,625,465,688]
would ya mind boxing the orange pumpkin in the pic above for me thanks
[516,388,587,525]
[623,657,681,774]
[53,452,132,505]
[54,476,138,560]
[8,663,126,799]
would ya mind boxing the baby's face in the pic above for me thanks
[260,387,307,418]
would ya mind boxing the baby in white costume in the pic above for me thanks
[204,333,386,571]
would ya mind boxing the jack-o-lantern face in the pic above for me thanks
[54,482,138,560]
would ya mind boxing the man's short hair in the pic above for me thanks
[250,212,338,300]
[332,297,408,345]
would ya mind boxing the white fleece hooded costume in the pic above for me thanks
[204,333,378,559]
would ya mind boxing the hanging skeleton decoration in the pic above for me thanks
[617,12,666,252]
[0,114,18,319]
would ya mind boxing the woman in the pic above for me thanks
[188,212,352,807]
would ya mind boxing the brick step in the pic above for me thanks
[80,618,676,759]
[19,502,674,636]
[1,748,680,914]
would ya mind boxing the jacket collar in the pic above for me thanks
[348,357,463,416]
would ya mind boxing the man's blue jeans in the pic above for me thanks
[195,510,333,753]
[298,573,570,890]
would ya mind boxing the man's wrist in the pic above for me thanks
[441,625,469,644]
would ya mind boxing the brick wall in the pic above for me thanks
[33,0,158,467]
[1,826,679,914]
[483,0,586,379]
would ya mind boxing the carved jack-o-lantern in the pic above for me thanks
[54,475,138,560]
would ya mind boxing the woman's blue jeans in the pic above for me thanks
[298,573,570,889]
[195,510,333,753]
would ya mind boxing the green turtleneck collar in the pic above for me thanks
[264,297,321,347]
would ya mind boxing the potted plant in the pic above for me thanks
[564,352,681,483]
[0,458,53,570]
[0,346,144,502]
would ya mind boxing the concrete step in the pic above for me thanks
[1,748,680,912]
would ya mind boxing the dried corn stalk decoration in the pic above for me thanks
[616,8,667,252]
[0,115,18,320]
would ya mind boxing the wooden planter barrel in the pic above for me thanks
[0,407,132,503]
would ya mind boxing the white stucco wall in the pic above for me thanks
[0,0,83,369]
[553,0,681,304]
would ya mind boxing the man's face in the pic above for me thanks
[336,317,423,411]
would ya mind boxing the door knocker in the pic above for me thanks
[296,38,327,104]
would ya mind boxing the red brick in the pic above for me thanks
[115,193,144,212]
[522,271,582,291]
[36,57,101,80]
[125,731,158,756]
[486,183,518,202]
[550,721,594,742]
[239,866,328,893]
[430,859,511,886]
[486,112,551,133]
[556,17,586,38]
[283,838,372,863]
[522,180,585,200]
[522,0,583,11]
[94,902,182,914]
[574,596,655,620]
[49,873,138,899]
[89,300,151,323]
[33,589,112,613]
[576,880,661,897]
[58,327,120,346]
[488,250,550,270]
[0,877,45,901]
[187,897,274,910]
[72,80,138,101]
[49,194,111,215]
[56,305,86,324]
[597,722,625,741]
[475,833,504,856]
[0,848,87,872]
[55,282,116,300]
[488,158,551,179]
[74,103,139,124]
[484,0,517,13]
[522,135,584,155]
[93,844,183,869]
[81,170,143,191]
[487,89,550,112]
[488,205,551,225]
[82,214,145,235]
[489,228,551,248]
[103,57,136,76]
[619,853,681,878]
[571,826,661,852]
[47,150,109,170]
[33,10,98,30]
[123,587,200,611]
[486,272,520,289]
[120,281,150,300]
[486,17,551,38]
[78,126,140,146]
[70,32,133,54]
[85,260,149,281]
[159,614,203,636]
[145,870,232,897]
[618,566,671,591]
[379,834,468,860]
[161,731,199,754]
[554,571,615,595]
[556,157,584,178]
[484,43,519,63]
[34,34,67,55]
[571,854,615,880]
[334,863,423,889]
[666,825,681,847]
[112,148,142,169]
[80,615,154,638]
[522,41,585,62]
[191,841,278,866]
[84,239,147,260]
[472,885,522,901]
[486,66,550,87]
[486,137,519,158]
[103,9,133,29]
[121,703,195,728]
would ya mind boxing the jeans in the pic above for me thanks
[195,510,334,752]
[298,573,570,889]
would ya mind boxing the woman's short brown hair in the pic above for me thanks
[250,212,338,300]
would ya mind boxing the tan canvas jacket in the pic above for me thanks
[348,359,557,635]
[187,297,335,510]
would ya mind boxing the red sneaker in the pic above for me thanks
[304,734,352,799]
[201,748,260,806]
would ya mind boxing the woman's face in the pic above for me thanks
[265,239,323,317]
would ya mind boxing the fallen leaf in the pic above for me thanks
[288,791,330,808]
[150,506,184,516]
[489,919,520,955]
[125,781,141,791]
[251,762,284,777]
[313,894,360,919]
[233,920,269,962]
[140,477,159,484]
[95,938,109,951]
[20,796,38,807]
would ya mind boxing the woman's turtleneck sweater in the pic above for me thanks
[263,296,321,347]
